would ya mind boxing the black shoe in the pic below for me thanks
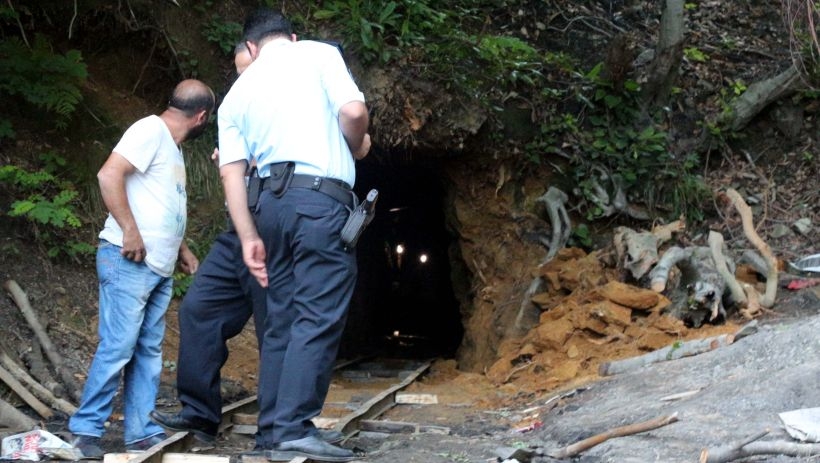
[149,410,217,443]
[125,433,167,453]
[267,436,356,462]
[317,429,344,445]
[71,435,104,460]
[243,431,344,457]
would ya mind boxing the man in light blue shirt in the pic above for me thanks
[218,8,370,462]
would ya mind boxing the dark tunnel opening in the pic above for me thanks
[340,155,464,360]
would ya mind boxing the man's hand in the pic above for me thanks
[177,242,199,274]
[121,227,146,262]
[352,133,371,160]
[211,147,220,166]
[242,238,268,287]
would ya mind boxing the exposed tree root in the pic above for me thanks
[723,188,778,308]
[510,187,572,336]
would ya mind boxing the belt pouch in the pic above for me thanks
[246,166,262,212]
[267,161,295,198]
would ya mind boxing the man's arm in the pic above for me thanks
[97,152,146,262]
[220,160,268,287]
[339,101,371,160]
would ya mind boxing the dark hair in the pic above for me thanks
[168,84,215,117]
[243,7,292,44]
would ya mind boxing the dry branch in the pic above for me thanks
[0,363,52,419]
[699,428,820,462]
[548,412,679,459]
[0,350,77,415]
[599,333,735,376]
[0,396,37,430]
[651,218,686,243]
[724,189,778,307]
[3,280,80,402]
[24,338,64,400]
[599,321,759,376]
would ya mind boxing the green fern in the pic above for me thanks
[0,35,88,128]
[0,161,91,260]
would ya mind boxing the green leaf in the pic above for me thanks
[604,94,621,108]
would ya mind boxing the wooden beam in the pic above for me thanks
[219,395,258,433]
[395,393,438,405]
[129,432,195,463]
[335,362,431,436]
[359,419,450,435]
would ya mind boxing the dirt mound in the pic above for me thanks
[485,248,740,395]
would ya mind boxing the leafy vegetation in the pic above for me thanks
[307,0,709,220]
[196,0,243,54]
[0,153,94,261]
[0,35,88,130]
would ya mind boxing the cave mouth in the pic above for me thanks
[340,154,463,360]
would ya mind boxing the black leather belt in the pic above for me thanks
[286,174,355,209]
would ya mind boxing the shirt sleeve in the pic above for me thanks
[217,98,251,168]
[318,44,366,116]
[111,117,161,173]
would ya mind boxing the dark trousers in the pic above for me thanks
[254,187,356,445]
[176,228,266,429]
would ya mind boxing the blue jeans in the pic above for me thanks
[69,241,171,444]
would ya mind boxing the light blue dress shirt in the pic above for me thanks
[217,39,366,187]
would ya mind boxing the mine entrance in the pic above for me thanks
[341,153,463,360]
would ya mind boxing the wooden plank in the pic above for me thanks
[219,395,258,432]
[162,453,230,463]
[359,420,416,433]
[129,432,194,463]
[104,454,140,463]
[359,420,450,435]
[230,424,257,435]
[312,417,339,429]
[395,393,438,405]
[231,413,257,425]
[335,362,431,436]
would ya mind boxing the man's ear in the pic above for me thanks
[246,40,259,60]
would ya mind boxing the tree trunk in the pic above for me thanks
[642,0,685,108]
[720,65,804,131]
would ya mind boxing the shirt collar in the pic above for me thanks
[259,37,292,56]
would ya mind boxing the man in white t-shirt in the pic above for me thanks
[68,79,215,459]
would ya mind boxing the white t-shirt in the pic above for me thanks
[218,39,365,187]
[98,115,187,277]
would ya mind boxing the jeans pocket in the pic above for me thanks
[96,241,121,286]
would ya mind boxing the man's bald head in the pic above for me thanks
[168,79,215,117]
